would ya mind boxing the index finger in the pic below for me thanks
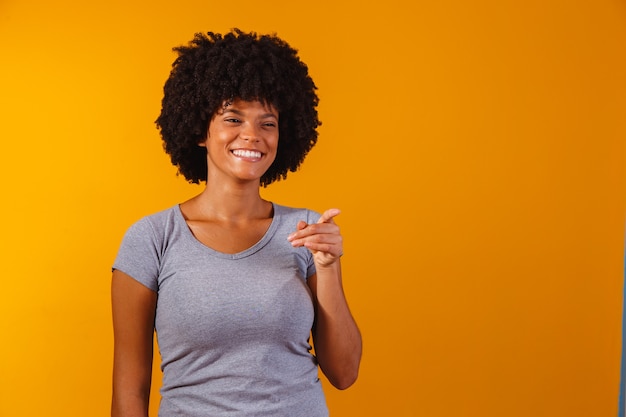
[317,208,341,224]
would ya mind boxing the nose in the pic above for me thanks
[240,122,260,142]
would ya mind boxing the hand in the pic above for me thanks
[288,208,343,267]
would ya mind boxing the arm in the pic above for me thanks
[111,270,157,417]
[288,209,362,389]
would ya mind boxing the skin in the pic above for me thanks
[111,99,362,417]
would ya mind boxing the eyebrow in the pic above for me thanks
[222,108,278,119]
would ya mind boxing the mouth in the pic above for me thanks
[231,149,263,160]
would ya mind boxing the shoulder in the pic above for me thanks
[273,203,321,224]
[141,205,179,226]
[123,205,181,241]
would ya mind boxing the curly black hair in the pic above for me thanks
[155,29,321,186]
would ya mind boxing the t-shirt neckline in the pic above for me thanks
[174,202,281,260]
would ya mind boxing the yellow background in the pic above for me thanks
[1,1,625,416]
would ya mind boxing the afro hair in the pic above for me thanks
[155,28,321,186]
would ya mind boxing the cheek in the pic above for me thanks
[269,143,279,161]
[270,133,279,149]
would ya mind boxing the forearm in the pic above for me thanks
[311,261,362,389]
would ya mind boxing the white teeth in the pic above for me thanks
[232,149,262,159]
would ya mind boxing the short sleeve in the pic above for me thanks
[112,218,161,292]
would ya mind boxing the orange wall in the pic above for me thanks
[1,1,625,416]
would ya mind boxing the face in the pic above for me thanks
[200,99,279,184]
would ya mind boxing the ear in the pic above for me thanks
[198,135,208,147]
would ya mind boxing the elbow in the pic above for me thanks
[316,328,363,390]
[329,369,359,390]
[324,357,361,390]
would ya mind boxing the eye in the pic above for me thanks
[224,118,241,124]
[262,122,277,128]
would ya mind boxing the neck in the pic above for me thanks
[185,179,271,222]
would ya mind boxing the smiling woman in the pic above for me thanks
[154,30,320,188]
[110,29,362,417]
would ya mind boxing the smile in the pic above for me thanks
[232,149,263,159]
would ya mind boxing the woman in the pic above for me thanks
[111,29,362,417]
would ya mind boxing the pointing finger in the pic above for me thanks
[317,208,341,224]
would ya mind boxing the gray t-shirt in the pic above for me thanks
[113,203,329,417]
